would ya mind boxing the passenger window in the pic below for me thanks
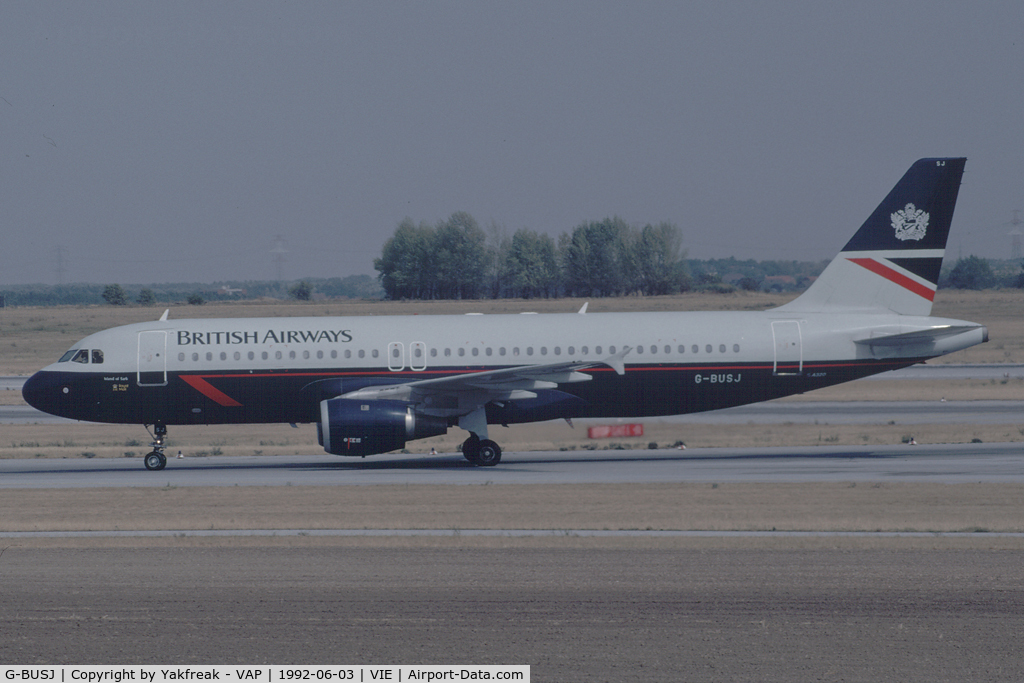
[637,346,643,354]
[609,346,616,354]
[178,353,185,362]
[344,350,351,359]
[692,345,699,354]
[235,351,241,361]
[485,348,492,356]
[706,345,713,353]
[71,349,89,364]
[192,353,199,362]
[249,351,255,361]
[499,347,506,356]
[220,352,227,361]
[262,351,269,360]
[431,348,438,357]
[358,350,365,359]
[567,346,574,355]
[275,351,282,360]
[582,346,589,355]
[331,350,337,359]
[303,350,310,360]
[719,344,726,353]
[207,352,214,361]
[650,345,657,354]
[414,347,422,358]
[92,350,104,364]
[733,344,740,353]
[595,346,602,355]
[444,348,452,357]
[392,348,400,358]
[527,347,534,356]
[458,348,465,357]
[540,347,547,355]
[678,345,685,354]
[372,350,379,358]
[513,347,520,356]
[472,348,479,357]
[664,345,670,354]
[316,350,323,359]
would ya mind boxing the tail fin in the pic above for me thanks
[777,158,966,315]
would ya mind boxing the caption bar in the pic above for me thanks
[1,667,528,683]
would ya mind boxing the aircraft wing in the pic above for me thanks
[340,347,631,404]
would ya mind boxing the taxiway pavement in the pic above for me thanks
[2,441,1022,488]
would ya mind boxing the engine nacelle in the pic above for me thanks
[318,398,448,457]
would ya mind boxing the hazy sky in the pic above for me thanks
[2,1,1022,285]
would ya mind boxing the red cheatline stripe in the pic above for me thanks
[847,257,935,301]
[180,375,243,407]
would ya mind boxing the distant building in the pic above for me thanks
[763,275,797,291]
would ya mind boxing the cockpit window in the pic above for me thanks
[59,350,78,363]
[70,349,89,364]
[91,350,104,364]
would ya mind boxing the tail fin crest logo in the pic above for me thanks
[891,203,929,241]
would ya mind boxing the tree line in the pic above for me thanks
[374,211,1024,300]
[374,212,691,300]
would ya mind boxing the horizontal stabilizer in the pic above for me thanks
[854,325,986,347]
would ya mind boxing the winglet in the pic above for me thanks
[578,302,588,315]
[603,346,631,375]
[159,309,169,322]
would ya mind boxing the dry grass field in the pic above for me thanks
[3,482,1024,535]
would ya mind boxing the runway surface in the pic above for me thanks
[2,441,1023,488]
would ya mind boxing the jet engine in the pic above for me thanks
[318,398,448,457]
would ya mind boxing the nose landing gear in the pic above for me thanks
[143,423,168,471]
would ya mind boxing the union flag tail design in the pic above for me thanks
[779,158,966,316]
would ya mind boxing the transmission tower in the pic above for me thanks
[53,246,67,284]
[271,235,288,281]
[1009,210,1023,261]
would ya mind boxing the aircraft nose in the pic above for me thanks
[22,370,72,416]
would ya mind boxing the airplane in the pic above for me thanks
[22,158,987,470]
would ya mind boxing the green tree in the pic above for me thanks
[945,255,995,290]
[374,218,437,299]
[290,281,312,301]
[561,217,631,297]
[375,212,491,300]
[136,288,155,306]
[102,284,127,306]
[434,212,489,299]
[631,222,686,295]
[504,229,560,298]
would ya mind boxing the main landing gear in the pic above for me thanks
[143,423,168,471]
[461,434,502,466]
